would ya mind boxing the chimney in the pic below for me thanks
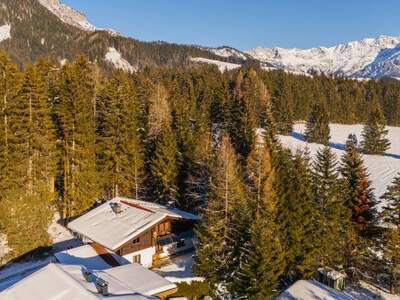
[95,277,109,296]
[82,268,93,282]
[110,202,122,214]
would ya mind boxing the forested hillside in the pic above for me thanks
[0,0,246,69]
[1,52,400,296]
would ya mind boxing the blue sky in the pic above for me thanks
[63,0,400,50]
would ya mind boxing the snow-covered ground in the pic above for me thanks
[0,24,11,42]
[153,252,204,284]
[0,214,81,292]
[279,123,400,212]
[105,47,135,73]
[190,57,241,72]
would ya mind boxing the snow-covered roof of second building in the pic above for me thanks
[0,263,156,300]
[68,197,200,250]
[54,245,177,296]
[55,244,130,271]
[278,279,353,300]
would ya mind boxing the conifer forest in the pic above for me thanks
[1,51,400,298]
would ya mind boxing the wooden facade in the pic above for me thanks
[116,218,178,257]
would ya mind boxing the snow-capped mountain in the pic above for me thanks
[244,35,400,78]
[207,46,249,60]
[38,0,119,35]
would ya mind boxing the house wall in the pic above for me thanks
[116,218,196,267]
[123,246,156,268]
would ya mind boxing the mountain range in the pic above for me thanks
[0,0,400,79]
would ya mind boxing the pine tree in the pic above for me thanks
[56,56,100,218]
[272,73,294,134]
[275,148,318,280]
[0,52,20,197]
[0,53,20,262]
[181,132,213,213]
[341,134,376,235]
[194,134,247,296]
[97,71,145,199]
[227,70,257,159]
[312,146,349,267]
[381,176,400,293]
[381,174,400,226]
[150,126,179,205]
[305,101,330,145]
[231,140,285,298]
[1,63,56,260]
[383,227,400,293]
[361,101,390,155]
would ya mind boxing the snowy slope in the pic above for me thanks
[0,24,11,42]
[207,47,249,60]
[279,124,400,212]
[246,35,400,78]
[355,44,400,78]
[190,57,241,72]
[38,0,119,35]
[105,47,135,73]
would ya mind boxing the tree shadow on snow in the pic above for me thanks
[289,131,400,160]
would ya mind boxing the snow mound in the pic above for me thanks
[279,123,400,212]
[246,35,400,78]
[190,57,241,72]
[105,47,135,73]
[0,24,11,42]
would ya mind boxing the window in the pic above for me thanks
[132,254,141,264]
[132,238,140,245]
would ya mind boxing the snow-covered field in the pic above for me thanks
[279,123,400,212]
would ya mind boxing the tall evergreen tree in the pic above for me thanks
[194,135,247,296]
[181,132,213,213]
[341,134,376,234]
[0,52,20,197]
[305,101,330,145]
[381,175,400,293]
[228,70,257,159]
[275,148,318,280]
[312,146,349,267]
[97,71,145,199]
[272,73,294,134]
[56,56,100,218]
[383,226,400,293]
[150,126,179,205]
[1,63,56,260]
[381,174,400,226]
[361,100,390,155]
[231,140,285,298]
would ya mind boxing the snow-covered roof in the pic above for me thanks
[0,263,156,300]
[104,264,177,296]
[68,197,200,251]
[54,245,177,296]
[278,280,352,300]
[55,244,130,270]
